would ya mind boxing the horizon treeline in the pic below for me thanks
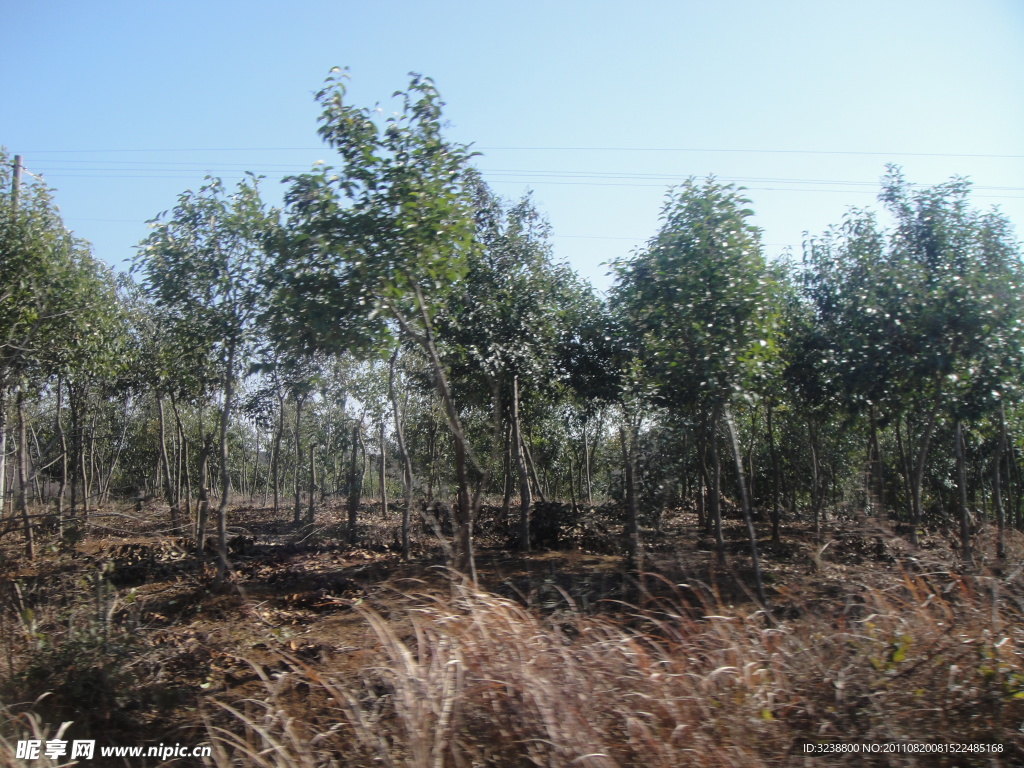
[2,71,1022,585]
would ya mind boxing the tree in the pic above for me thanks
[803,168,1024,551]
[270,69,480,572]
[614,177,774,603]
[1,150,120,555]
[135,174,278,587]
[439,176,581,551]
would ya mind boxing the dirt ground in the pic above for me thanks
[1,498,1022,766]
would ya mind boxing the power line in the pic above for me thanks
[475,146,1019,159]
[22,145,1024,159]
[29,169,1024,197]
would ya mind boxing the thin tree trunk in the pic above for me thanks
[388,293,476,577]
[512,376,532,551]
[69,387,81,519]
[293,395,304,525]
[909,408,940,546]
[17,387,33,560]
[100,400,131,505]
[170,395,191,518]
[0,385,6,518]
[725,404,768,608]
[619,422,641,571]
[213,342,236,590]
[347,419,363,545]
[955,419,973,563]
[583,418,593,506]
[308,441,316,524]
[195,438,211,556]
[710,404,725,563]
[378,420,387,522]
[767,399,781,544]
[80,417,90,522]
[55,377,67,519]
[157,395,179,529]
[808,420,821,536]
[522,432,546,503]
[995,403,1007,559]
[869,405,884,515]
[29,423,43,505]
[568,450,578,513]
[896,415,913,524]
[388,347,414,560]
[696,427,708,532]
[501,420,512,519]
[386,290,477,579]
[272,392,284,516]
[426,414,437,503]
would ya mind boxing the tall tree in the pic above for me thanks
[269,69,479,572]
[1,151,119,553]
[614,177,774,602]
[803,168,1024,548]
[135,174,278,588]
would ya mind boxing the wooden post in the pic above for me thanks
[12,155,22,211]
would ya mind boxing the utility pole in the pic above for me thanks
[0,156,22,510]
[12,154,23,211]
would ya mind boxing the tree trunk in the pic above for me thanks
[16,387,33,559]
[213,342,236,591]
[767,399,781,544]
[69,390,78,519]
[55,377,67,520]
[995,403,1007,559]
[955,419,973,563]
[808,420,821,536]
[30,424,43,506]
[869,405,884,515]
[582,418,593,506]
[169,395,191,518]
[725,404,768,608]
[387,290,475,579]
[157,395,180,529]
[292,395,304,525]
[308,441,316,524]
[512,376,532,551]
[347,419,363,545]
[710,404,725,563]
[195,437,211,557]
[80,417,90,522]
[0,385,6,519]
[501,420,512,518]
[568,450,578,513]
[909,408,940,546]
[619,422,641,571]
[378,419,387,521]
[696,427,708,532]
[388,348,414,560]
[522,432,546,503]
[272,392,284,516]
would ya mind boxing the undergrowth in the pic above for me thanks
[206,572,1024,767]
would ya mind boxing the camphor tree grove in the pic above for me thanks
[5,72,1024,763]
[1,70,1023,598]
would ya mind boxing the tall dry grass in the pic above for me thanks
[205,570,1024,767]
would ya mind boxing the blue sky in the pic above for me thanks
[3,0,1022,291]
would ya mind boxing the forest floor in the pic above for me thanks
[1,499,1024,767]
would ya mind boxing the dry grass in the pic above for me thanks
[206,571,1024,767]
[3,504,1024,766]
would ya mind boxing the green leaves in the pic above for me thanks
[612,177,774,410]
[0,149,119,389]
[135,175,278,375]
[268,70,478,357]
[801,167,1024,423]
